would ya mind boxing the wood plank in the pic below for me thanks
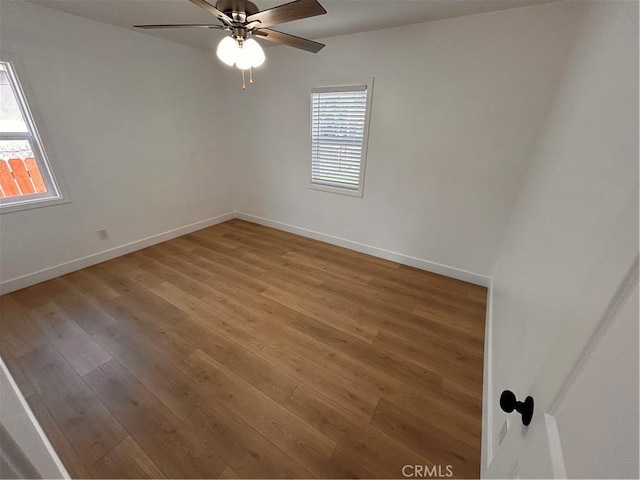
[184,401,314,479]
[382,385,482,451]
[24,157,47,193]
[84,259,140,285]
[18,344,127,463]
[164,235,199,252]
[262,264,485,350]
[301,338,482,424]
[84,359,226,479]
[155,281,374,420]
[180,349,336,477]
[95,293,198,362]
[370,398,480,479]
[261,285,379,343]
[299,338,405,396]
[132,250,218,297]
[92,275,189,327]
[188,247,270,293]
[7,280,64,310]
[229,323,379,421]
[182,235,266,278]
[0,296,48,358]
[373,329,483,390]
[185,229,243,251]
[173,317,299,404]
[283,251,373,285]
[259,271,384,328]
[0,159,20,197]
[93,323,201,420]
[112,258,213,299]
[59,270,120,303]
[91,436,166,479]
[8,158,35,194]
[167,295,375,420]
[149,282,247,333]
[374,278,486,318]
[284,383,425,479]
[413,306,485,340]
[194,278,306,332]
[44,278,117,335]
[30,302,112,376]
[272,305,444,392]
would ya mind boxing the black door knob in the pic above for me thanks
[500,390,534,426]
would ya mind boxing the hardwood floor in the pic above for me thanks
[0,219,486,479]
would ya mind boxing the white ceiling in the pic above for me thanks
[27,0,556,52]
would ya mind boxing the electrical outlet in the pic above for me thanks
[498,419,509,445]
[97,229,109,241]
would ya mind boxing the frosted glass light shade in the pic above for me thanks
[216,36,238,66]
[216,36,265,70]
[243,38,265,68]
[235,45,253,70]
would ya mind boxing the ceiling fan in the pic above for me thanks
[135,0,327,88]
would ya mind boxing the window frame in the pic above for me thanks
[0,56,68,214]
[308,77,374,198]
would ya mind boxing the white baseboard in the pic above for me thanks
[0,211,236,295]
[235,212,491,287]
[481,279,494,478]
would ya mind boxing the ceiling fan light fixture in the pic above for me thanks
[217,36,265,70]
[243,38,265,68]
[234,44,253,70]
[216,36,239,66]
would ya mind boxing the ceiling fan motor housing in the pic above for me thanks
[217,0,259,19]
[217,0,259,40]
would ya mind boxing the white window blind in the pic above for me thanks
[311,83,371,194]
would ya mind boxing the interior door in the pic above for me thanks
[485,257,639,479]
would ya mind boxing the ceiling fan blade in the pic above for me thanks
[134,24,226,29]
[188,0,233,25]
[246,0,326,29]
[253,28,324,53]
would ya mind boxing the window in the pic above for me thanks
[310,78,373,197]
[1,60,62,211]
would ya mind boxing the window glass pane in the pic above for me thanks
[0,59,59,208]
[0,139,48,198]
[0,63,29,133]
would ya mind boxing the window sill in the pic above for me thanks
[0,195,71,214]
[308,182,364,197]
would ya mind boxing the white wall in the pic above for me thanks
[0,0,235,291]
[230,1,585,279]
[487,0,638,473]
[557,282,639,479]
